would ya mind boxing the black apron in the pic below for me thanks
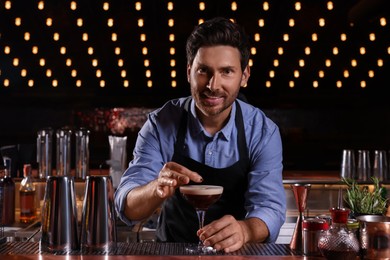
[156,98,250,242]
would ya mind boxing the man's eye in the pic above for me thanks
[197,68,207,74]
[223,69,233,75]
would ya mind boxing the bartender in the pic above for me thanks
[115,17,286,253]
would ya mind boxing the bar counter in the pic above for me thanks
[0,241,325,259]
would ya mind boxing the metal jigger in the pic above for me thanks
[289,183,311,252]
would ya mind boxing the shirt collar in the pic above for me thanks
[189,98,236,141]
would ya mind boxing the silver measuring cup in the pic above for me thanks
[40,176,79,253]
[80,175,117,252]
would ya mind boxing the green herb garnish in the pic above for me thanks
[342,176,388,215]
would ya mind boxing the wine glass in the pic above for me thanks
[179,185,223,254]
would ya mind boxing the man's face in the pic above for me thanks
[187,45,250,119]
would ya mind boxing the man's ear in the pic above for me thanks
[241,65,250,87]
[187,64,191,83]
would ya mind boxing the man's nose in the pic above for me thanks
[206,75,220,91]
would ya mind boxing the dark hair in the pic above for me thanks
[185,17,250,71]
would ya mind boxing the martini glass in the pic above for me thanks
[180,185,223,254]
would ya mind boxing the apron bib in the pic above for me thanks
[156,98,250,242]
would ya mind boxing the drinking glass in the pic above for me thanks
[75,128,90,180]
[357,150,371,182]
[340,149,355,179]
[37,128,53,179]
[372,150,388,181]
[56,128,72,176]
[179,185,223,254]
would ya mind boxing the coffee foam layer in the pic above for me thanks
[180,185,223,195]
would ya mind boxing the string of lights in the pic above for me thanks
[0,0,389,100]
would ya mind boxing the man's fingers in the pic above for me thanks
[163,162,203,183]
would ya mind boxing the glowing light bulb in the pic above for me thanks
[70,1,77,10]
[171,80,177,88]
[199,2,205,11]
[231,1,237,11]
[295,2,301,11]
[38,1,45,10]
[336,81,342,88]
[15,17,21,26]
[167,2,174,11]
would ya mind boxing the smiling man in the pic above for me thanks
[115,17,286,253]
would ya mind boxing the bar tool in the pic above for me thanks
[290,183,311,252]
[80,175,117,252]
[40,176,79,253]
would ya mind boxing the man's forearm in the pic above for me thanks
[124,179,164,221]
[240,217,270,243]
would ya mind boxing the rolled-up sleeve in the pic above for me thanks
[245,118,286,242]
[114,116,167,226]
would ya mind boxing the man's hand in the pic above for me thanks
[125,161,202,221]
[156,161,203,198]
[197,216,269,253]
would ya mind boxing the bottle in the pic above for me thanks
[0,157,15,225]
[19,164,36,224]
[318,207,360,260]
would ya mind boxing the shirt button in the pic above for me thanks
[208,151,212,155]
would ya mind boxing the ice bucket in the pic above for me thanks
[357,215,390,260]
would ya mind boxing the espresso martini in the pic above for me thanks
[180,185,223,210]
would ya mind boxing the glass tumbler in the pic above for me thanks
[37,128,53,179]
[372,150,388,181]
[340,149,355,179]
[56,128,72,176]
[356,150,371,181]
[75,128,90,180]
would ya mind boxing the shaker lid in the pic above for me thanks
[303,218,329,230]
[330,207,350,223]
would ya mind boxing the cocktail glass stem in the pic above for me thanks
[196,210,205,247]
[195,209,216,253]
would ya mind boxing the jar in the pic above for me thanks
[318,208,360,260]
[302,218,329,256]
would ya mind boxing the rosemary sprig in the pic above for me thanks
[342,176,388,215]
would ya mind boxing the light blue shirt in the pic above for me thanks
[115,97,286,242]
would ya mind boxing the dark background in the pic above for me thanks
[0,0,389,176]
